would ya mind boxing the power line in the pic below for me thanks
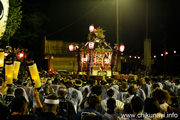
[126,39,144,55]
[47,0,105,37]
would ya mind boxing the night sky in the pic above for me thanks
[19,0,180,74]
[36,0,180,56]
[19,0,180,56]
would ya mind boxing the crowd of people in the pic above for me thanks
[0,70,180,120]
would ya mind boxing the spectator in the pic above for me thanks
[104,98,120,120]
[80,78,90,100]
[3,85,15,113]
[14,79,29,102]
[151,77,163,89]
[65,80,83,112]
[3,85,15,105]
[122,103,133,115]
[74,95,104,120]
[144,98,163,119]
[101,89,114,111]
[152,88,180,119]
[0,100,9,120]
[14,88,24,97]
[57,86,76,120]
[38,85,50,105]
[51,78,61,94]
[101,89,124,112]
[124,85,136,103]
[33,89,67,120]
[82,113,100,120]
[8,96,34,120]
[101,82,110,100]
[132,80,146,100]
[0,78,8,100]
[152,83,160,90]
[117,82,128,103]
[91,85,106,115]
[139,78,151,97]
[130,96,144,119]
[170,96,179,108]
[175,78,180,96]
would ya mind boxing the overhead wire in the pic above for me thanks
[47,0,105,37]
[126,39,144,55]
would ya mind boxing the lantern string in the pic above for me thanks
[46,0,105,37]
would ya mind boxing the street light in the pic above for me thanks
[154,55,156,59]
[165,51,168,55]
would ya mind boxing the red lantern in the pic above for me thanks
[119,44,125,52]
[89,25,94,32]
[69,44,74,51]
[18,52,24,58]
[19,53,24,58]
[4,52,8,57]
[165,51,168,55]
[93,58,97,63]
[82,58,87,63]
[49,68,53,74]
[89,41,94,49]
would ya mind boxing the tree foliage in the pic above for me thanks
[11,1,49,51]
[1,0,23,45]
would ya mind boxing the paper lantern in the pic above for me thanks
[19,52,24,58]
[0,50,4,67]
[93,58,97,63]
[28,63,41,88]
[4,52,8,57]
[69,44,74,51]
[165,51,168,55]
[5,62,13,85]
[82,58,87,63]
[104,58,110,64]
[119,44,125,52]
[13,61,21,80]
[89,25,94,32]
[89,41,94,49]
[0,0,9,40]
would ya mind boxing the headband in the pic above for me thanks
[44,99,59,104]
[59,88,67,91]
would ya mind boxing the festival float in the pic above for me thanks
[79,25,115,77]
